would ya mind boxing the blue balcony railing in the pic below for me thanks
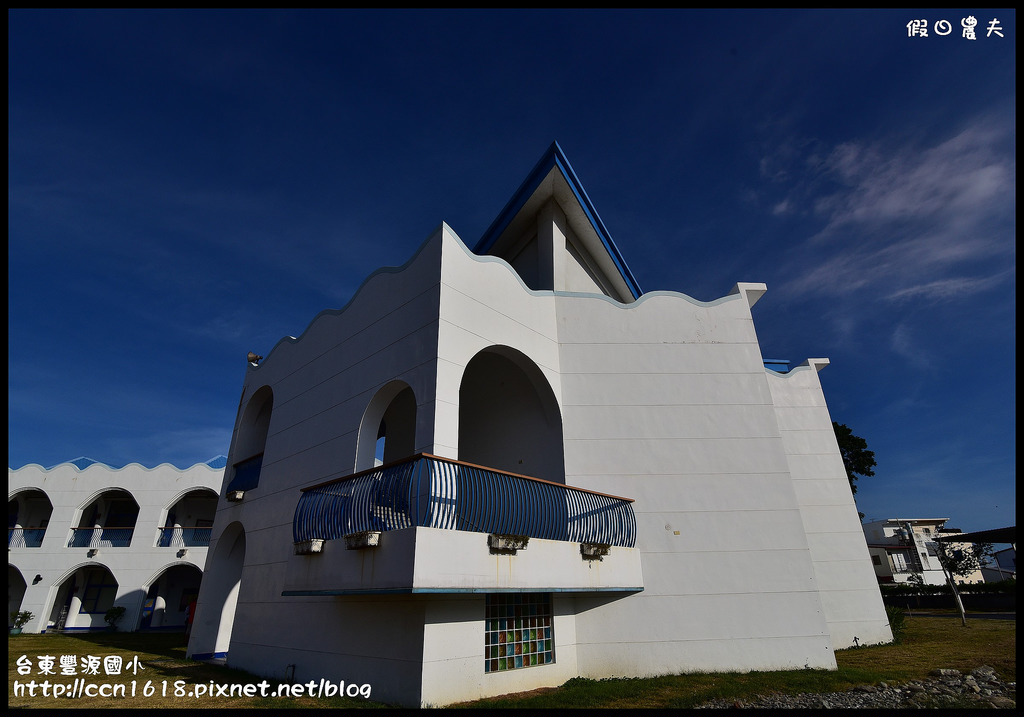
[157,526,213,548]
[8,527,46,547]
[293,454,636,548]
[67,527,135,548]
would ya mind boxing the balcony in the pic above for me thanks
[8,527,46,548]
[284,454,643,596]
[67,527,135,548]
[157,526,213,548]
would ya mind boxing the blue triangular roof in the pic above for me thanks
[474,142,643,300]
[205,455,229,469]
[66,456,100,470]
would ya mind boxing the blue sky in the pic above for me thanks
[8,9,1015,532]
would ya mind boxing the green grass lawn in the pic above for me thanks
[8,612,1014,709]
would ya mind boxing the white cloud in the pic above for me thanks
[766,115,1015,302]
[812,123,1012,233]
[889,323,933,371]
[886,270,1014,302]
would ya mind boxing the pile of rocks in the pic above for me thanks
[696,666,1015,709]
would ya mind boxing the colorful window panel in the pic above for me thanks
[484,593,554,673]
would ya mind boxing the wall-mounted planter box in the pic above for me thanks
[580,542,611,560]
[344,531,381,550]
[488,534,529,553]
[294,539,325,555]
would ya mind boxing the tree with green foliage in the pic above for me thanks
[932,539,995,626]
[832,422,876,496]
[934,540,994,581]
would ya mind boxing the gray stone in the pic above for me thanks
[694,667,1016,709]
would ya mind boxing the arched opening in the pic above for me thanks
[138,563,203,631]
[458,346,565,483]
[48,564,119,631]
[188,522,245,659]
[69,490,139,548]
[227,386,273,493]
[8,489,53,547]
[8,566,27,628]
[158,489,218,548]
[355,381,417,472]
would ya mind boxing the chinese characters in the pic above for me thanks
[907,16,1006,39]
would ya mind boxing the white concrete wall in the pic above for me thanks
[189,227,447,701]
[766,362,893,647]
[7,461,220,633]
[543,285,837,676]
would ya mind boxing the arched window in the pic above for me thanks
[8,489,53,547]
[355,381,417,472]
[68,490,139,548]
[226,386,273,493]
[158,489,218,547]
[459,346,565,483]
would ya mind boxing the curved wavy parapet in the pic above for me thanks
[765,358,831,378]
[248,224,444,371]
[453,224,764,310]
[8,456,227,472]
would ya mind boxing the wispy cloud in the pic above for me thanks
[764,115,1015,302]
[886,269,1014,302]
[889,323,932,371]
[812,122,1011,229]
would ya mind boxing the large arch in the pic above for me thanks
[8,565,27,628]
[458,346,565,483]
[226,386,273,493]
[137,562,204,630]
[46,563,120,631]
[355,380,418,472]
[188,521,246,659]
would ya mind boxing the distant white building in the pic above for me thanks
[187,143,891,707]
[8,458,224,633]
[862,518,985,585]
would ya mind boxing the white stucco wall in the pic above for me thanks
[766,363,893,647]
[188,228,447,704]
[547,285,837,676]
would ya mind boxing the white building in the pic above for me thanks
[187,143,891,707]
[862,518,985,585]
[8,458,223,633]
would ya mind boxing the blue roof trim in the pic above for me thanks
[474,141,643,300]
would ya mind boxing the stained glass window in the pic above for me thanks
[484,593,554,673]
